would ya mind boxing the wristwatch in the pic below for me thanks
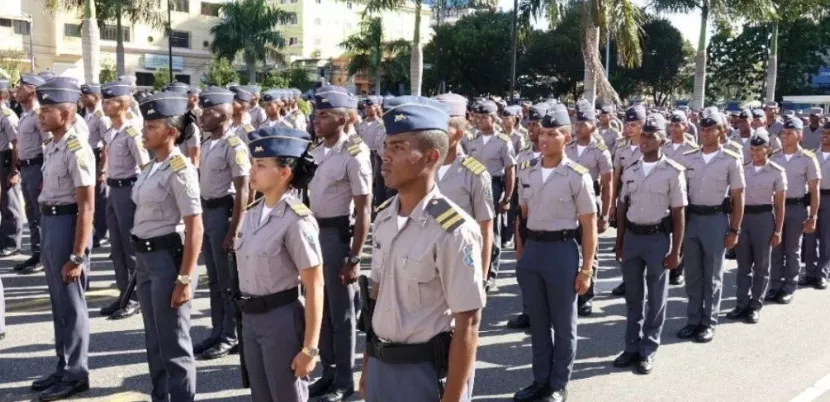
[579,268,592,276]
[176,274,191,285]
[68,254,84,265]
[345,255,361,266]
[809,215,818,220]
[302,346,319,358]
[598,214,608,222]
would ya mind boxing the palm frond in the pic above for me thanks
[603,0,644,68]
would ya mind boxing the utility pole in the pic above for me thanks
[168,0,174,82]
[509,0,518,100]
[24,14,34,72]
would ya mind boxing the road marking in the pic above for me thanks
[791,372,830,402]
[5,288,120,313]
[93,391,148,401]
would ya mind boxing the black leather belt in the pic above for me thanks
[526,229,577,242]
[688,204,726,215]
[40,203,78,216]
[131,233,182,253]
[0,150,11,168]
[745,204,773,214]
[201,195,234,209]
[235,286,300,314]
[107,176,138,188]
[786,196,808,206]
[366,332,451,365]
[20,154,43,167]
[316,215,350,228]
[821,189,830,196]
[626,221,666,235]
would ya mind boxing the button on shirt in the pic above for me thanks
[370,187,486,344]
[105,123,150,179]
[435,152,494,222]
[199,132,250,199]
[620,157,687,224]
[565,139,613,181]
[39,131,95,205]
[0,106,20,152]
[15,106,50,160]
[235,196,322,296]
[518,158,597,231]
[85,107,111,149]
[308,136,372,218]
[131,151,203,238]
[771,148,821,198]
[680,148,745,205]
[744,162,787,205]
[356,118,386,151]
[468,133,517,177]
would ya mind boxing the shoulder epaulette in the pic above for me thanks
[126,126,139,138]
[243,123,255,133]
[425,197,465,232]
[520,144,531,153]
[93,110,103,118]
[346,137,364,156]
[286,198,311,217]
[227,135,242,148]
[520,158,538,170]
[66,136,82,152]
[686,142,700,150]
[769,161,785,172]
[802,149,816,159]
[496,133,510,142]
[375,197,394,213]
[169,155,187,173]
[615,137,627,146]
[722,149,741,160]
[246,197,262,210]
[461,156,486,175]
[1,107,11,117]
[664,158,685,171]
[595,141,608,151]
[683,148,700,156]
[567,161,589,175]
[126,111,134,119]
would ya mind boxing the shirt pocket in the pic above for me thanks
[253,244,284,292]
[141,183,171,219]
[207,152,228,171]
[45,159,73,194]
[401,256,439,313]
[113,141,132,168]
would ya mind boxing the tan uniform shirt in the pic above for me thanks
[468,132,517,177]
[663,139,699,161]
[0,106,19,152]
[565,139,613,181]
[236,195,322,296]
[744,162,787,205]
[308,135,372,218]
[15,106,50,160]
[613,139,642,171]
[680,148,745,206]
[771,148,821,198]
[370,187,486,344]
[39,131,95,205]
[131,151,202,238]
[85,107,111,149]
[105,123,150,179]
[517,157,597,231]
[356,118,386,152]
[620,157,687,224]
[435,152,494,222]
[199,132,250,199]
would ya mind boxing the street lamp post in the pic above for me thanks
[509,0,518,101]
[168,0,174,82]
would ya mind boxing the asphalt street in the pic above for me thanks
[1,228,830,402]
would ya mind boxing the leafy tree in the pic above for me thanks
[705,24,768,103]
[517,6,584,100]
[0,50,25,85]
[153,68,171,91]
[283,66,316,92]
[635,18,694,106]
[99,58,116,83]
[774,15,830,97]
[297,99,312,115]
[340,17,409,95]
[262,70,290,89]
[210,0,294,84]
[380,45,412,95]
[204,57,240,87]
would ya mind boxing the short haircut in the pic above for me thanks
[449,116,467,131]
[411,129,449,163]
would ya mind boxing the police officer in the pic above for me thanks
[513,104,596,402]
[80,83,111,248]
[566,100,612,316]
[12,74,48,274]
[99,80,150,320]
[0,79,23,255]
[802,107,824,150]
[259,90,286,129]
[468,100,517,291]
[248,86,267,130]
[435,93,494,280]
[230,86,257,143]
[501,105,527,248]
[732,108,782,160]
[767,115,821,304]
[356,96,388,209]
[598,104,622,155]
[361,95,484,402]
[612,113,686,375]
[307,85,372,401]
[237,126,325,402]
[191,86,251,360]
[665,110,699,161]
[285,89,308,132]
[133,91,203,402]
[186,86,202,120]
[802,120,830,290]
[676,108,744,343]
[165,82,202,166]
[725,131,786,324]
[679,106,699,142]
[30,77,94,401]
[764,102,784,137]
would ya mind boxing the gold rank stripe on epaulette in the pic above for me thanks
[664,158,685,171]
[126,111,134,119]
[169,155,187,172]
[347,142,363,156]
[497,133,510,142]
[595,141,608,151]
[67,136,82,152]
[519,160,531,170]
[227,135,242,148]
[374,197,393,213]
[244,124,255,133]
[769,161,785,172]
[802,149,817,159]
[615,138,627,146]
[722,148,741,160]
[289,201,311,217]
[461,157,486,175]
[567,161,589,175]
[426,198,465,232]
[93,110,103,118]
[683,148,700,156]
[1,107,11,117]
[126,126,139,138]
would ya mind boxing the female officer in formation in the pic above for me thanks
[235,126,325,402]
[726,131,786,324]
[134,91,204,402]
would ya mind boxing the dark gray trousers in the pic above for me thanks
[803,202,830,280]
[489,176,503,279]
[735,211,774,309]
[92,149,108,241]
[0,161,23,249]
[621,231,670,358]
[20,164,42,254]
[364,357,475,402]
[319,227,356,387]
[683,213,728,327]
[770,204,807,294]
[201,205,237,343]
[0,273,5,335]
[106,186,138,302]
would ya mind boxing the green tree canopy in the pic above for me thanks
[203,58,240,87]
[339,17,409,95]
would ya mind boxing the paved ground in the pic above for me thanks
[1,228,830,402]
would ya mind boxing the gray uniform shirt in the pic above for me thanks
[600,128,622,156]
[178,122,201,156]
[802,125,822,151]
[507,130,526,155]
[249,105,267,130]
[468,132,517,177]
[85,107,111,149]
[767,119,784,136]
[105,123,150,179]
[613,139,642,171]
[680,148,745,206]
[39,131,95,205]
[15,106,50,160]
[517,158,597,231]
[131,152,202,238]
[0,106,19,152]
[686,124,699,142]
[436,153,494,222]
[287,109,307,132]
[770,148,821,198]
[516,146,541,164]
[356,118,386,152]
[744,162,787,205]
[620,157,687,224]
[565,139,613,181]
[308,135,372,219]
[730,131,782,160]
[370,187,486,344]
[199,132,250,199]
[663,139,699,161]
[818,152,830,190]
[235,195,322,296]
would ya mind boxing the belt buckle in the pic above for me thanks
[51,206,57,215]
[144,240,152,251]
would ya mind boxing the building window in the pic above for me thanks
[280,0,286,3]
[289,37,298,46]
[285,14,297,24]
[0,19,11,28]
[313,38,321,46]
[315,0,322,3]
[135,72,155,87]
[170,30,191,48]
[314,18,321,25]
[13,20,30,35]
[290,0,298,3]
[175,74,190,84]
[64,24,82,38]
[101,25,130,42]
[200,2,222,16]
[346,2,352,8]
[172,0,189,12]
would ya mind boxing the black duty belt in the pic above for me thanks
[20,154,43,167]
[626,221,667,235]
[745,204,773,214]
[786,196,808,206]
[107,176,138,188]
[366,332,451,365]
[688,204,726,215]
[526,229,577,242]
[40,203,78,216]
[0,149,11,168]
[201,195,234,210]
[131,233,183,253]
[316,215,350,228]
[234,286,300,314]
[821,189,830,196]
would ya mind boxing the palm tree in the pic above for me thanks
[519,0,643,105]
[653,0,775,109]
[210,0,295,84]
[339,17,410,95]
